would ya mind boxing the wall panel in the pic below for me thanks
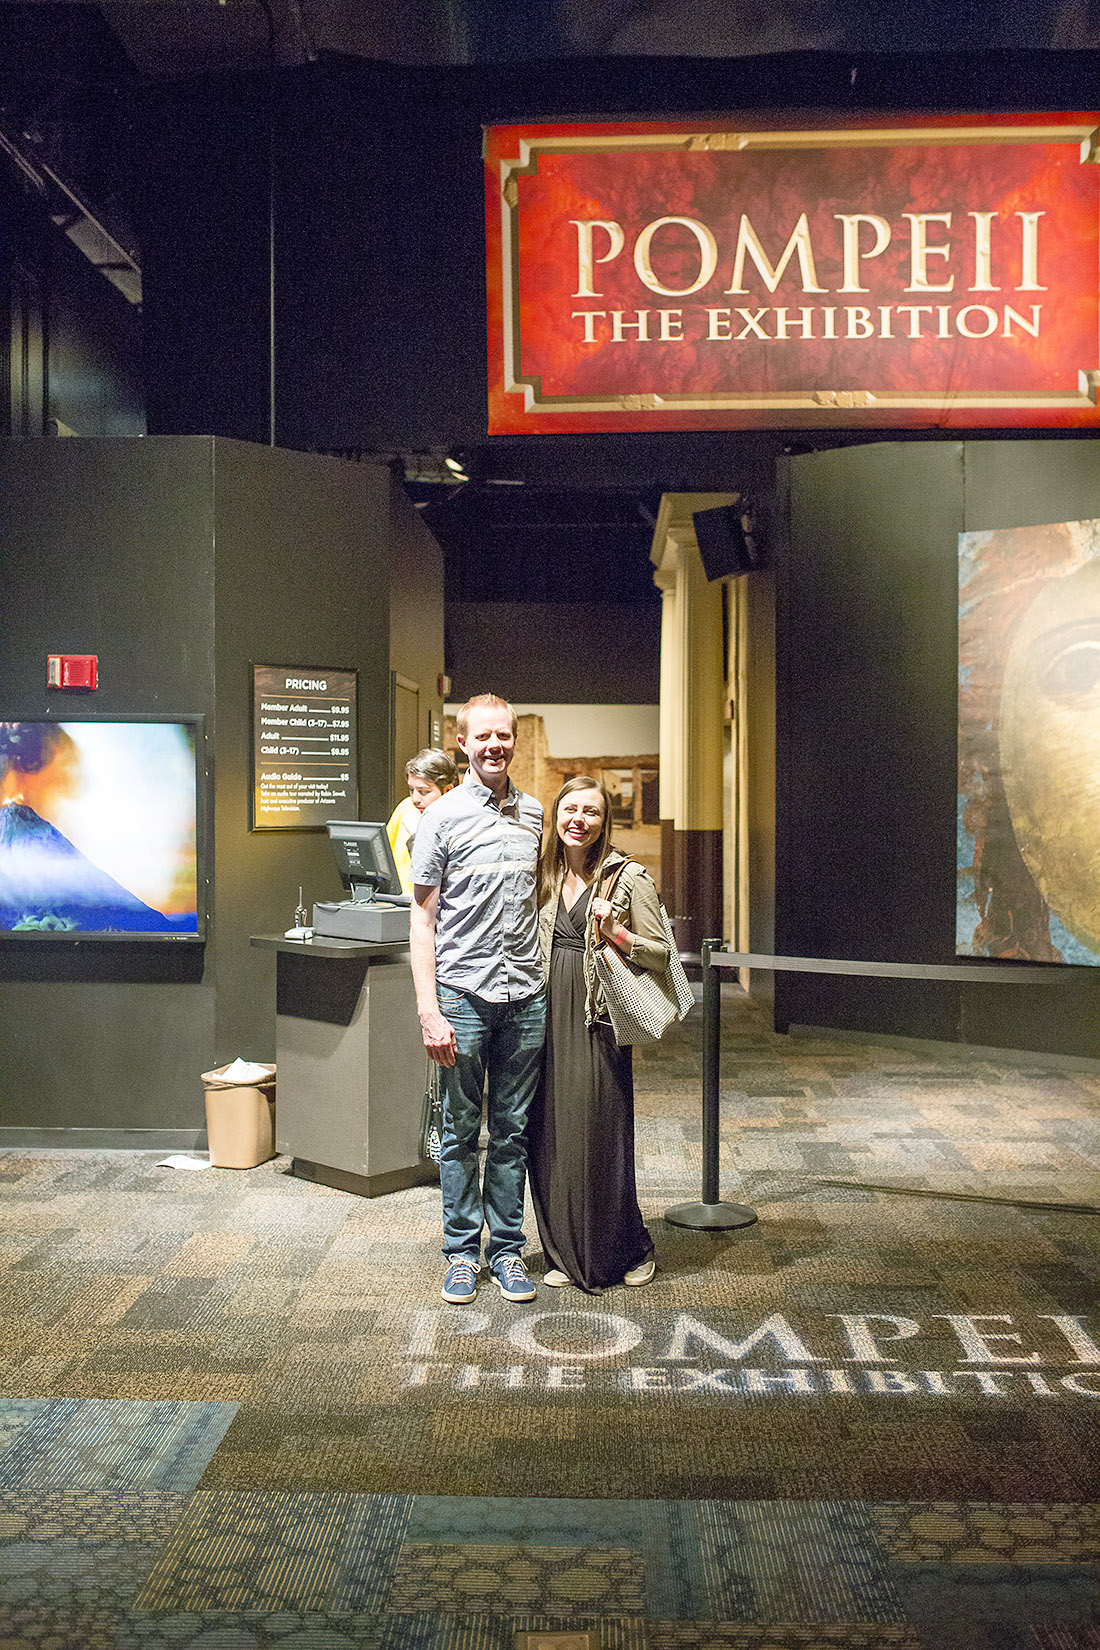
[0,437,399,1129]
[777,439,1100,1057]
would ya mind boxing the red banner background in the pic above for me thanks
[486,116,1100,433]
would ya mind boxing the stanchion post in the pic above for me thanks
[665,936,759,1232]
[701,935,721,1205]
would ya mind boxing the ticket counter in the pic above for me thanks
[251,934,435,1196]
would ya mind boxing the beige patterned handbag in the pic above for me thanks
[591,862,696,1045]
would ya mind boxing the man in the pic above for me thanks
[409,694,545,1304]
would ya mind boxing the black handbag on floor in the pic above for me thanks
[419,1062,445,1166]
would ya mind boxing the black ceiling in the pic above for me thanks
[4,0,1099,88]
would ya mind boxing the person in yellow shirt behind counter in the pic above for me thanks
[387,748,459,894]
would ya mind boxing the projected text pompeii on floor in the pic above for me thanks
[403,1309,1100,1397]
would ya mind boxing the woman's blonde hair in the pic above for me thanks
[537,774,614,906]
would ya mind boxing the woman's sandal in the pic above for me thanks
[623,1258,656,1286]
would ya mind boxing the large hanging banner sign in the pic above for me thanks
[485,115,1100,433]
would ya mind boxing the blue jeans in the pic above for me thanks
[436,986,546,1267]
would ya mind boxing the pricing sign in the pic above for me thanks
[250,664,358,829]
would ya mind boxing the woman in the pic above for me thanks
[386,748,459,894]
[528,774,669,1292]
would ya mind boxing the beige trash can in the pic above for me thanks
[200,1063,276,1168]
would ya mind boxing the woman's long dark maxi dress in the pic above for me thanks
[528,883,654,1292]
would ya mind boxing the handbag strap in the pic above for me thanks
[590,858,633,943]
[598,858,631,901]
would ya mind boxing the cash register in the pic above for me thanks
[311,819,411,943]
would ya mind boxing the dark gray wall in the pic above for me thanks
[776,439,1100,1057]
[390,483,447,794]
[209,441,392,1065]
[0,437,215,1128]
[0,436,394,1128]
[445,602,659,704]
[746,571,777,963]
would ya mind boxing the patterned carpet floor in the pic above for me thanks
[1,987,1098,1648]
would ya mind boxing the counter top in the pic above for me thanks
[250,933,411,959]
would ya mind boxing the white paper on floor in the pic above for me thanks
[156,1154,213,1171]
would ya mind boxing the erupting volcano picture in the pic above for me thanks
[0,721,200,936]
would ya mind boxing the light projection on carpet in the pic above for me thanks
[958,518,1100,965]
[404,1307,1100,1401]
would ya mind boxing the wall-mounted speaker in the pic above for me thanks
[692,504,760,580]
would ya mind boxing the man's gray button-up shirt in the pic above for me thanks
[410,773,543,1003]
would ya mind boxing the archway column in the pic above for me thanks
[651,499,730,954]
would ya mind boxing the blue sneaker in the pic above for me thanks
[491,1256,536,1302]
[441,1258,480,1304]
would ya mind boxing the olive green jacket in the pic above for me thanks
[537,849,670,1028]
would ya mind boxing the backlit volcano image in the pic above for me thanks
[0,722,199,935]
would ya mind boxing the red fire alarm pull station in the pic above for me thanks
[47,655,98,691]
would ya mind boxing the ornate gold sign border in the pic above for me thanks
[496,123,1100,415]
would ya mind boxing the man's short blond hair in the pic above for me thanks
[456,693,518,736]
